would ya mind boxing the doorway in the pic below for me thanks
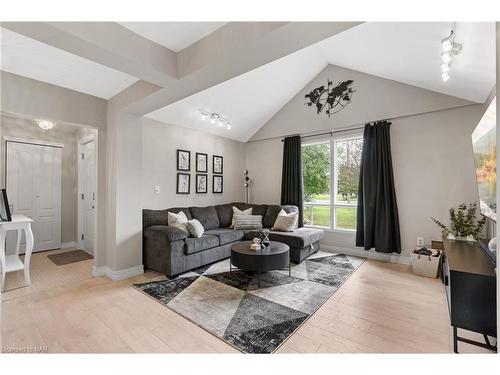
[77,135,97,255]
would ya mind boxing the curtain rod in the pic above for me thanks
[279,120,392,142]
[286,125,365,142]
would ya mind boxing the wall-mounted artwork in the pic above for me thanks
[176,173,191,194]
[177,149,191,171]
[305,79,355,117]
[213,175,223,194]
[196,174,208,194]
[196,153,208,173]
[213,155,223,174]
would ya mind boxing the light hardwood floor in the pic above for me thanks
[0,248,493,353]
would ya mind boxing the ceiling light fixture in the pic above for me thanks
[199,110,232,130]
[36,119,56,130]
[440,27,462,82]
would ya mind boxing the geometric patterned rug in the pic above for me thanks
[133,251,365,353]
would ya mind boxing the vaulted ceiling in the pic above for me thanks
[118,22,227,52]
[1,22,496,141]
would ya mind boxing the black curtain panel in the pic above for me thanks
[356,121,401,253]
[281,135,304,227]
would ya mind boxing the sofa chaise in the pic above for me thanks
[143,202,324,277]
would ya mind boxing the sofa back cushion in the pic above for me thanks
[190,206,220,230]
[263,204,298,228]
[143,207,191,231]
[214,203,234,228]
[233,203,268,219]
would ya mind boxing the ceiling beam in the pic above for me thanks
[126,22,362,116]
[1,22,179,87]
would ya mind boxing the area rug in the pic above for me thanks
[48,249,93,266]
[133,251,364,353]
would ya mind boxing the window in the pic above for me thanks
[302,134,363,231]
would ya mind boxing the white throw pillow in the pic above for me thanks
[167,211,189,234]
[230,206,252,228]
[233,214,263,230]
[187,219,205,238]
[272,209,298,232]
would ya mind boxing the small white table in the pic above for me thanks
[0,214,34,291]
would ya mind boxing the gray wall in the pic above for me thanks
[246,65,493,258]
[0,71,106,128]
[142,118,246,209]
[0,114,80,245]
[251,64,474,141]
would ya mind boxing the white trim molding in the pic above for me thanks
[92,265,144,281]
[320,244,411,265]
[3,136,64,148]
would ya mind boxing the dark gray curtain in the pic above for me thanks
[356,121,401,253]
[281,135,304,227]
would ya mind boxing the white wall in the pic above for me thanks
[142,118,246,209]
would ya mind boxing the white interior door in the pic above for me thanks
[6,141,62,252]
[79,140,96,254]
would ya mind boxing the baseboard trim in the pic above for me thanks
[320,244,411,265]
[92,265,144,281]
[61,241,76,249]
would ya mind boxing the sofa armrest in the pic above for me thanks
[146,225,187,242]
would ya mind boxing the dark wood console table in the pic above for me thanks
[441,238,497,353]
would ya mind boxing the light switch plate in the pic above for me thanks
[154,185,160,194]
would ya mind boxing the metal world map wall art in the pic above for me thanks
[305,79,355,117]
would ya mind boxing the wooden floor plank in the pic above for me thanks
[1,249,493,353]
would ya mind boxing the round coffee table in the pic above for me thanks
[230,241,290,288]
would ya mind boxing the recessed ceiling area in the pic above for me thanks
[145,45,328,142]
[118,22,226,52]
[0,27,139,99]
[145,22,496,142]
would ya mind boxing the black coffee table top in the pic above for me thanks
[231,241,289,256]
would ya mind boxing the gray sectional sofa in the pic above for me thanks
[143,202,324,277]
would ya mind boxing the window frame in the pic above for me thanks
[302,132,363,232]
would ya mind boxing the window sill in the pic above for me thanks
[304,225,356,234]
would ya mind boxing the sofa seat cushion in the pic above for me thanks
[190,206,220,230]
[245,227,324,249]
[145,225,187,242]
[205,229,244,245]
[184,234,220,255]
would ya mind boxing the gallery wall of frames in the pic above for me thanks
[176,149,223,194]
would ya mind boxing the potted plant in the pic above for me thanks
[431,203,486,241]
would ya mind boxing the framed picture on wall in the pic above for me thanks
[213,155,223,174]
[0,189,12,222]
[176,173,191,194]
[177,149,191,171]
[213,175,223,194]
[196,153,208,173]
[196,174,208,194]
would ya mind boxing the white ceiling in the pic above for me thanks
[146,22,496,142]
[317,22,495,104]
[119,22,226,52]
[0,27,138,99]
[145,48,328,142]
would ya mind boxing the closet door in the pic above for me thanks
[6,141,62,252]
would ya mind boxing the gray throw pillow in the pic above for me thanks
[233,214,263,230]
[187,219,205,238]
